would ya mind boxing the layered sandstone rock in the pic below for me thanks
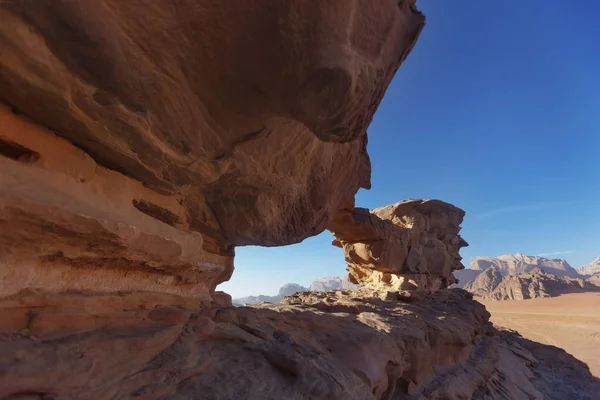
[329,200,468,292]
[2,288,599,399]
[1,1,599,399]
[0,0,425,250]
[0,0,425,303]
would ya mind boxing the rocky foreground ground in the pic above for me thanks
[2,288,599,399]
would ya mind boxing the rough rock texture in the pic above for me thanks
[1,1,598,398]
[329,200,468,291]
[233,283,308,305]
[0,0,425,249]
[0,0,425,303]
[577,256,600,277]
[471,254,579,278]
[472,269,600,301]
[309,276,359,292]
[2,288,599,400]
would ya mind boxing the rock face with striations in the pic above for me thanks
[0,0,425,304]
[329,199,468,292]
[1,1,599,399]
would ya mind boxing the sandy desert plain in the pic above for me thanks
[478,293,600,377]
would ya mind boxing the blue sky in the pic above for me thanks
[220,1,600,298]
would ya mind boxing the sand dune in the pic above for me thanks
[479,292,600,377]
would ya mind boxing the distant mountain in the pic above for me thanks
[475,268,600,301]
[587,273,600,287]
[470,253,579,277]
[233,276,358,305]
[463,266,503,297]
[309,276,358,292]
[233,283,308,305]
[577,256,600,277]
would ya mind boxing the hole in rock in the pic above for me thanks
[218,231,355,306]
[0,138,40,163]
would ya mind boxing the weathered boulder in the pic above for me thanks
[328,199,468,291]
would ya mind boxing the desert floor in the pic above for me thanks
[478,292,600,377]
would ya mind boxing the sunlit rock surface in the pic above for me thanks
[329,200,468,292]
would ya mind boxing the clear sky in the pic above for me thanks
[219,1,600,298]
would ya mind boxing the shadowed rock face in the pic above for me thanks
[329,199,468,291]
[0,0,425,303]
[0,0,425,248]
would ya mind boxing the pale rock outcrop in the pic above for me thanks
[329,199,468,292]
[309,276,359,292]
[471,254,579,277]
[0,0,425,250]
[577,256,600,277]
[475,269,600,301]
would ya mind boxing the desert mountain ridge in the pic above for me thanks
[233,276,358,305]
[577,256,600,276]
[455,254,600,300]
[465,267,600,300]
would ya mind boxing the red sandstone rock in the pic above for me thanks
[0,0,424,247]
[329,200,468,291]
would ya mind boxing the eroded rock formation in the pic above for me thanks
[0,0,425,304]
[1,1,599,399]
[2,288,599,399]
[328,200,468,292]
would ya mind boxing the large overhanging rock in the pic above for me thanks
[329,200,468,292]
[0,0,425,248]
[0,0,425,303]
